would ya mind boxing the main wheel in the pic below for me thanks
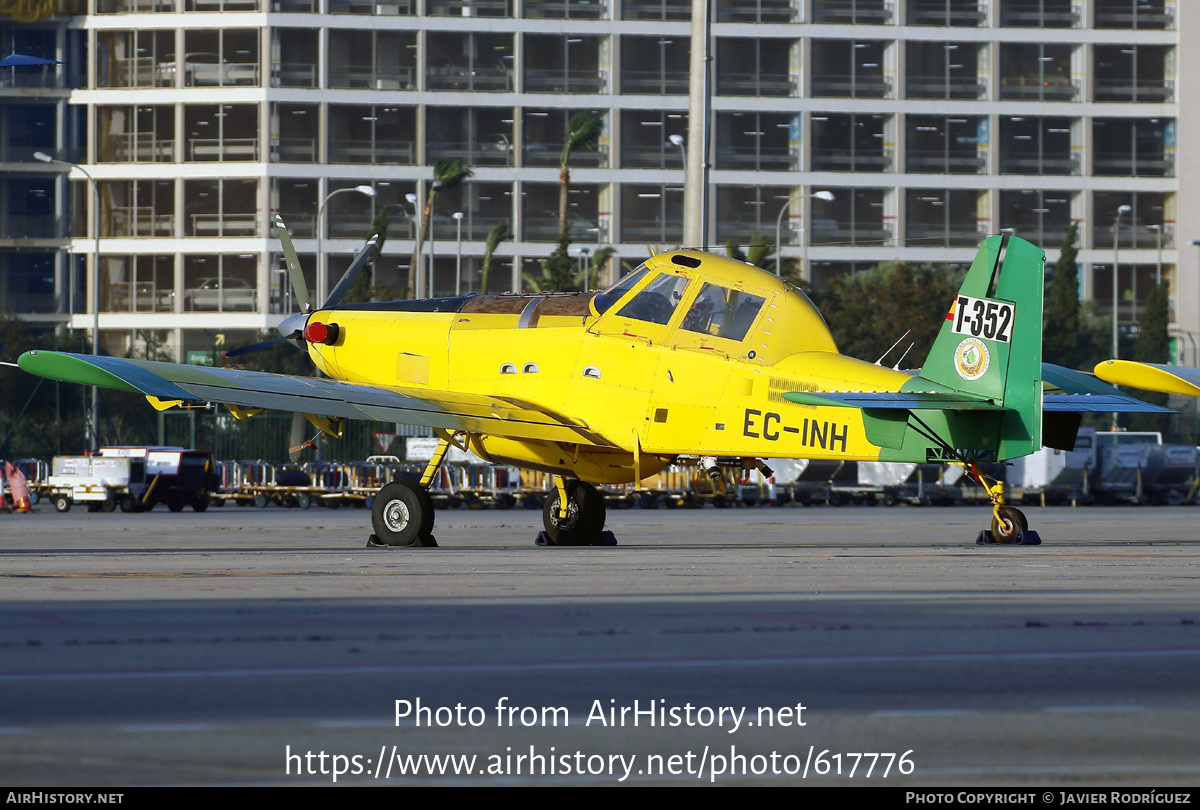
[542,480,606,546]
[371,480,434,547]
[990,506,1028,543]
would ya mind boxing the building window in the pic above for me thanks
[523,35,606,94]
[811,40,889,99]
[96,106,174,163]
[999,190,1073,248]
[522,182,600,242]
[273,28,318,88]
[521,109,608,168]
[427,107,514,167]
[998,0,1078,27]
[99,180,174,237]
[177,29,261,87]
[271,104,318,163]
[907,42,985,100]
[621,184,683,244]
[811,0,891,24]
[1094,0,1173,30]
[328,0,411,12]
[907,0,986,26]
[183,254,258,312]
[1094,45,1173,103]
[1,103,56,163]
[329,105,416,165]
[906,189,982,247]
[716,38,794,97]
[426,32,512,91]
[906,116,986,174]
[184,104,259,162]
[271,179,318,238]
[621,110,687,169]
[1093,118,1173,177]
[430,182,514,241]
[1093,191,1169,249]
[96,30,174,88]
[715,185,791,247]
[716,112,796,171]
[0,252,57,314]
[811,113,890,172]
[101,255,175,313]
[620,35,689,95]
[183,179,260,238]
[810,188,888,247]
[96,0,175,11]
[330,30,418,90]
[0,176,55,239]
[999,43,1076,101]
[427,0,512,17]
[999,117,1076,175]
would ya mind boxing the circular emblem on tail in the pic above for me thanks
[954,338,989,381]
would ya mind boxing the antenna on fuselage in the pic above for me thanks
[875,330,911,366]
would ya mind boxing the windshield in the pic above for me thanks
[592,265,648,315]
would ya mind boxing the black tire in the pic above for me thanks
[253,493,268,509]
[297,493,312,510]
[209,495,225,508]
[990,505,1028,543]
[54,495,71,513]
[119,495,137,513]
[542,480,606,546]
[371,480,434,547]
[191,495,209,513]
[100,497,117,513]
[167,495,185,513]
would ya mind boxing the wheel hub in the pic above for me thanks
[383,499,411,532]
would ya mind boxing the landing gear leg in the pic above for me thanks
[368,437,451,548]
[537,477,613,547]
[969,461,1039,546]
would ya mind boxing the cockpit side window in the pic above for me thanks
[680,283,766,342]
[615,272,691,326]
[592,265,648,315]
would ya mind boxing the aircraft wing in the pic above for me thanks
[1094,359,1200,398]
[17,350,616,447]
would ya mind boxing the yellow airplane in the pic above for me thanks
[18,225,1170,548]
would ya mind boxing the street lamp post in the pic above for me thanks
[1148,224,1163,287]
[1112,204,1132,363]
[317,185,376,306]
[452,212,464,296]
[668,133,686,168]
[35,151,99,451]
[774,190,835,280]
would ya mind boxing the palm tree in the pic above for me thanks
[559,113,603,236]
[480,220,513,295]
[409,159,473,297]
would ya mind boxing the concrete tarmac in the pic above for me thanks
[1,502,1198,786]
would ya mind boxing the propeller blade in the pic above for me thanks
[287,411,310,463]
[275,214,312,313]
[223,331,301,359]
[323,234,379,309]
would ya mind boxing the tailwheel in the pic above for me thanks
[542,480,606,546]
[370,480,436,547]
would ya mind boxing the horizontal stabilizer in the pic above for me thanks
[1094,360,1200,397]
[1044,394,1173,413]
[782,390,1002,411]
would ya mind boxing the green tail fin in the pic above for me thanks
[916,234,1046,459]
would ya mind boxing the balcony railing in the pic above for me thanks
[1094,7,1174,29]
[273,138,318,163]
[0,216,58,239]
[811,75,891,99]
[426,0,510,16]
[999,77,1079,101]
[810,1,893,24]
[524,69,607,94]
[272,63,318,88]
[1000,2,1078,27]
[426,66,511,92]
[1094,79,1174,103]
[716,73,795,97]
[808,223,893,247]
[186,0,260,9]
[523,216,601,242]
[1093,154,1174,177]
[621,0,689,20]
[330,66,416,90]
[272,0,318,9]
[621,146,684,169]
[107,282,175,312]
[1093,224,1174,249]
[906,78,987,100]
[811,148,893,172]
[426,139,513,167]
[998,153,1079,175]
[714,146,798,171]
[522,144,606,168]
[522,0,606,18]
[96,0,174,11]
[187,138,260,162]
[620,72,689,95]
[187,213,261,238]
[103,57,166,89]
[328,140,416,165]
[906,151,987,174]
[328,0,412,10]
[100,133,174,163]
[715,0,794,21]
[905,223,988,247]
[108,207,175,237]
[622,219,683,242]
[907,1,987,26]
[272,213,316,237]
